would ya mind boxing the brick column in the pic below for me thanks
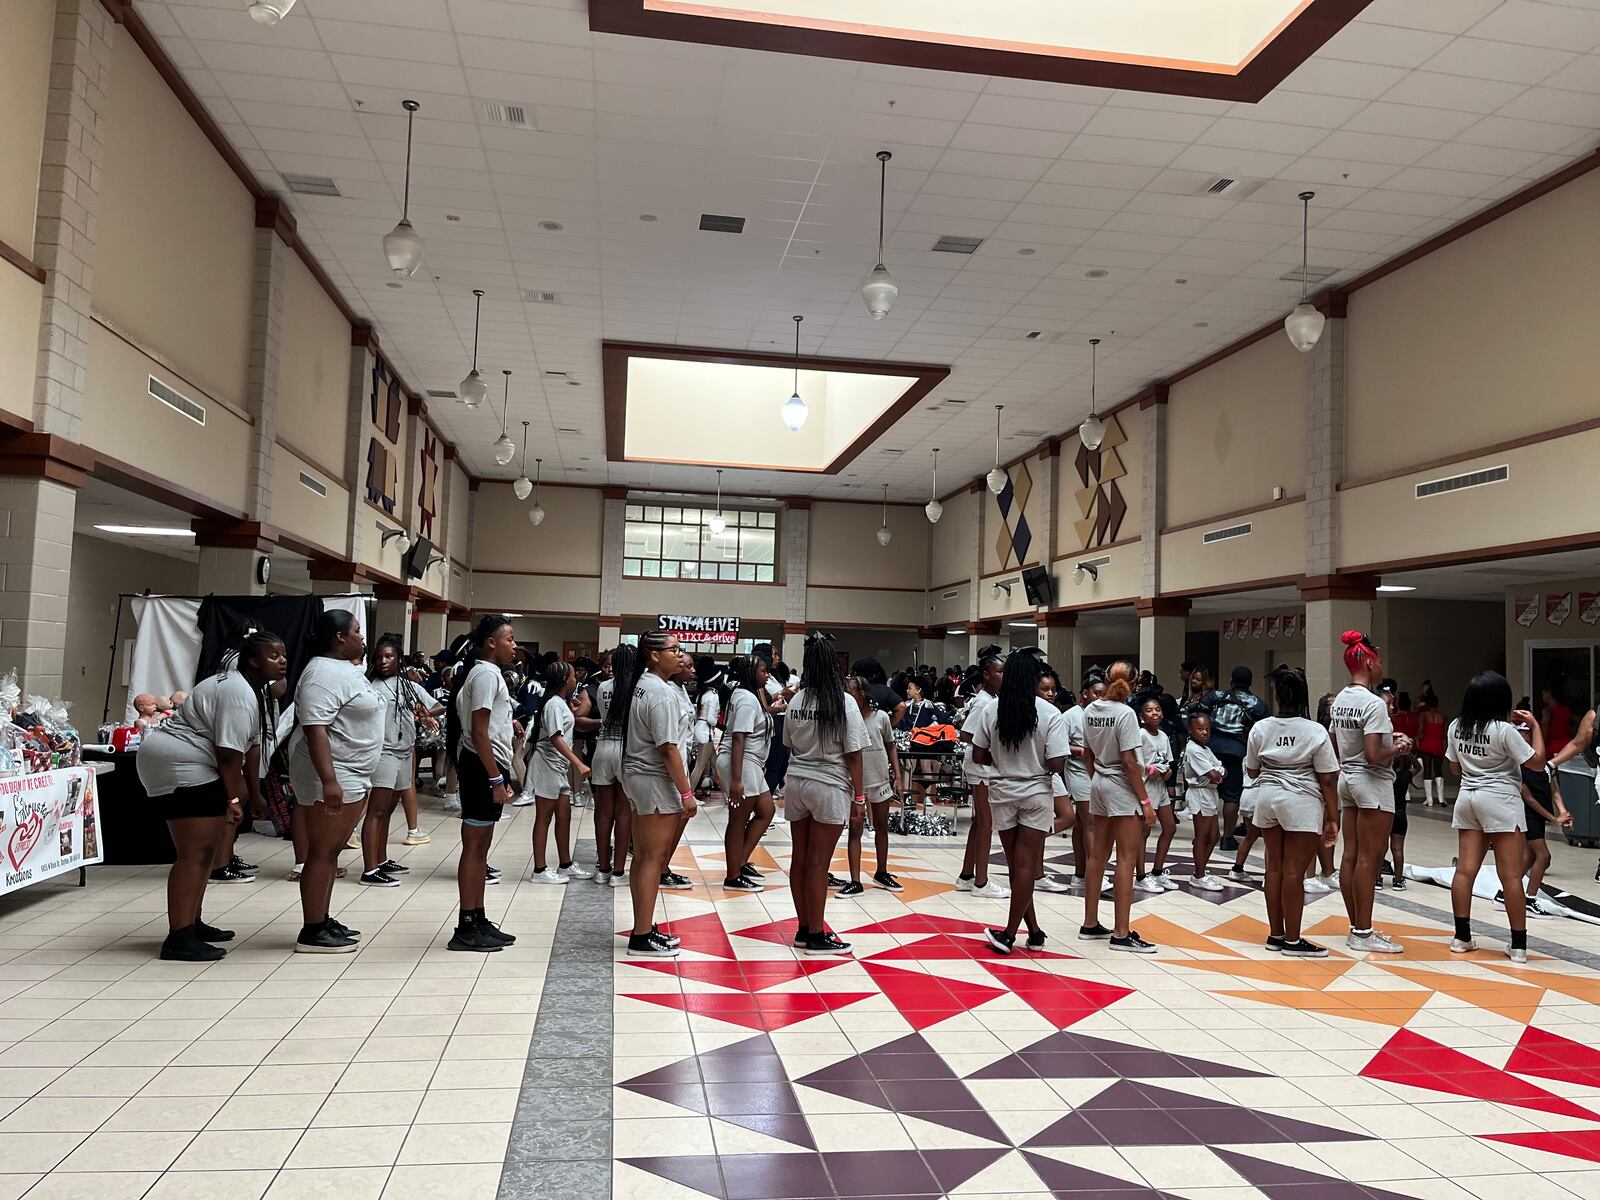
[309,559,369,600]
[193,520,275,596]
[968,619,1001,666]
[1137,596,1189,682]
[1301,573,1376,703]
[967,484,983,627]
[784,501,810,628]
[916,627,946,671]
[0,438,95,695]
[373,583,416,651]
[415,598,449,658]
[1304,299,1348,578]
[1138,388,1169,599]
[31,0,115,440]
[1038,610,1077,678]
[1033,441,1058,601]
[599,489,626,625]
[245,200,292,522]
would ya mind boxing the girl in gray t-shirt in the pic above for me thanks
[717,655,776,892]
[838,676,903,897]
[529,660,593,885]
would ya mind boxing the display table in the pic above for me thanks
[0,765,104,898]
[80,748,176,865]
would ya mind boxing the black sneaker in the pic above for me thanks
[627,931,679,958]
[1078,924,1113,940]
[1025,930,1048,952]
[984,928,1015,955]
[448,922,504,953]
[359,870,400,888]
[324,917,361,941]
[722,876,761,891]
[193,920,234,943]
[791,925,810,949]
[1282,939,1329,958]
[378,859,410,874]
[472,911,516,945]
[651,924,680,948]
[1265,934,1286,953]
[296,923,358,954]
[805,931,852,957]
[208,866,253,885]
[485,867,501,886]
[837,881,864,896]
[228,855,257,875]
[826,873,849,889]
[660,872,694,890]
[1109,932,1158,954]
[160,927,225,962]
[1219,836,1239,852]
[873,871,904,892]
[740,863,763,881]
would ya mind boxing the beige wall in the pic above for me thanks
[930,488,975,589]
[1347,170,1600,483]
[97,36,254,408]
[62,535,198,728]
[1047,546,1140,612]
[1375,598,1504,717]
[271,443,349,556]
[1159,502,1304,595]
[446,464,471,565]
[516,616,602,658]
[472,482,602,575]
[928,579,969,628]
[1057,405,1143,561]
[806,587,922,628]
[1167,334,1305,518]
[277,253,350,475]
[0,268,42,423]
[0,0,52,256]
[83,323,251,513]
[473,571,600,617]
[808,501,928,589]
[621,578,786,622]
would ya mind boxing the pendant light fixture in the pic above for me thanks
[492,370,516,465]
[1284,190,1325,353]
[383,99,424,277]
[782,315,808,431]
[528,458,546,525]
[925,447,943,524]
[459,289,488,409]
[985,405,1007,495]
[708,469,727,535]
[877,484,893,546]
[247,0,296,23]
[513,421,533,499]
[861,150,898,320]
[1078,338,1106,451]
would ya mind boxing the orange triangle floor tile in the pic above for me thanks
[1171,957,1356,989]
[1304,915,1456,939]
[1483,964,1600,1004]
[1377,965,1545,1024]
[1126,915,1241,957]
[1205,915,1273,943]
[1216,988,1431,1026]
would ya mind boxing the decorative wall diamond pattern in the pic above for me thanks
[1073,412,1129,549]
[992,460,1033,569]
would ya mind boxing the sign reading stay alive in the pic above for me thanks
[658,614,741,645]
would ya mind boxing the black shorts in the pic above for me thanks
[163,779,230,820]
[1524,808,1546,842]
[1391,795,1409,837]
[1521,766,1550,842]
[458,753,508,825]
[1217,753,1244,804]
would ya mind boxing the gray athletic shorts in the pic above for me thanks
[1253,787,1323,834]
[591,739,622,786]
[1338,773,1394,814]
[1089,774,1143,818]
[715,753,768,800]
[990,793,1053,833]
[1453,788,1526,835]
[529,756,571,799]
[1187,785,1219,818]
[784,776,850,825]
[1066,772,1091,805]
[371,749,413,792]
[627,772,684,816]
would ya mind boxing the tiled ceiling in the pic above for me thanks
[131,0,1600,500]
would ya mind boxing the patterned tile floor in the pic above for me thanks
[1,797,1598,1200]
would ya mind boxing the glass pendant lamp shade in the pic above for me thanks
[513,421,532,498]
[493,370,516,465]
[877,485,892,546]
[383,101,424,276]
[1284,302,1325,352]
[985,406,1006,494]
[925,447,942,524]
[860,151,897,320]
[1078,337,1105,450]
[460,289,487,407]
[782,315,808,430]
[528,458,546,524]
[528,503,546,525]
[709,469,727,534]
[248,0,296,24]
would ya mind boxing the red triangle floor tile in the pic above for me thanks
[981,961,1134,1028]
[621,989,876,1031]
[1503,1025,1600,1089]
[861,961,1008,1030]
[1360,1028,1599,1121]
[627,959,847,991]
[1482,1129,1600,1166]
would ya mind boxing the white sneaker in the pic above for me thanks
[403,828,431,846]
[1347,930,1403,954]
[1036,875,1071,893]
[955,877,974,892]
[1450,937,1477,954]
[1303,876,1333,895]
[559,863,596,881]
[1190,873,1225,892]
[528,869,568,885]
[345,833,361,850]
[511,791,536,807]
[442,793,462,814]
[1135,875,1164,894]
[1506,946,1528,964]
[609,872,628,888]
[1154,871,1182,892]
[972,880,1010,899]
[1327,871,1341,889]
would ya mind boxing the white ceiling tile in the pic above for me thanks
[1375,69,1528,114]
[1358,0,1503,35]
[1422,37,1579,84]
[1341,100,1483,140]
[1496,84,1600,124]
[1463,0,1600,51]
[1321,21,1455,67]
[1459,113,1592,151]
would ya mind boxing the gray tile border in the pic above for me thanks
[1374,888,1600,971]
[499,876,613,1200]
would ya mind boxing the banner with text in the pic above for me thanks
[1,767,102,897]
[658,614,742,646]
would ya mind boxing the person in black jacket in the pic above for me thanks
[1203,667,1269,851]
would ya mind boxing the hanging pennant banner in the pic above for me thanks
[1513,596,1539,628]
[1266,615,1282,639]
[1251,616,1266,639]
[1580,593,1600,625]
[1546,592,1573,627]
[1222,618,1235,640]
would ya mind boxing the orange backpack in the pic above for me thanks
[909,723,960,749]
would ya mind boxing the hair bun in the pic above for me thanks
[1340,630,1365,646]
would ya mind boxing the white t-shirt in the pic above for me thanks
[969,696,1069,804]
[961,690,998,781]
[1246,716,1338,801]
[372,676,431,754]
[137,672,265,796]
[596,677,621,742]
[456,660,514,768]
[1140,727,1172,779]
[623,672,692,781]
[674,683,695,758]
[1083,697,1141,790]
[861,707,896,792]
[534,693,576,775]
[718,687,772,767]
[783,686,869,792]
[1330,684,1395,783]
[1445,718,1534,801]
[290,656,385,798]
[1061,704,1090,790]
[1182,740,1223,791]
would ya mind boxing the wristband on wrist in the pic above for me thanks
[488,775,505,787]
[680,790,694,801]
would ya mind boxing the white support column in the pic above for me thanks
[343,330,376,563]
[1138,391,1169,601]
[415,604,449,658]
[0,463,89,697]
[1137,599,1190,683]
[782,502,811,665]
[245,202,292,524]
[1301,580,1376,705]
[373,586,416,652]
[1304,305,1347,579]
[599,491,626,629]
[1038,613,1077,678]
[31,0,114,441]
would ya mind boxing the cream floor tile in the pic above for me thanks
[381,1162,501,1200]
[0,1132,84,1173]
[284,1124,407,1169]
[312,1089,425,1127]
[335,1061,437,1093]
[21,1170,160,1199]
[0,1175,40,1200]
[169,1039,279,1068]
[54,1129,193,1173]
[353,1036,447,1063]
[262,1038,365,1066]
[139,1065,255,1097]
[427,1059,525,1090]
[207,1092,325,1130]
[172,1127,303,1171]
[100,1095,226,1133]
[262,1166,390,1200]
[144,1168,276,1200]
[38,1066,158,1097]
[0,1094,124,1132]
[395,1120,511,1165]
[78,1040,191,1068]
[236,1063,346,1095]
[412,1087,518,1125]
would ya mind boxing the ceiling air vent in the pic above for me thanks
[1416,465,1508,499]
[882,448,903,455]
[941,589,960,600]
[543,370,568,379]
[1194,176,1263,199]
[298,472,327,498]
[932,235,984,254]
[557,427,582,434]
[482,102,530,127]
[1203,522,1253,545]
[148,375,205,426]
[426,389,457,400]
[1279,265,1338,285]
[522,289,560,304]
[699,213,746,234]
[282,172,340,197]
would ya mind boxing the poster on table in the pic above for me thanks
[1581,593,1600,625]
[657,614,741,646]
[1513,595,1539,627]
[1545,592,1573,627]
[1,767,101,897]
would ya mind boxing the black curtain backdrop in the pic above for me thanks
[195,595,326,695]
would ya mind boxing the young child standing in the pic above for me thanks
[838,677,903,894]
[1183,712,1225,891]
[1136,697,1179,892]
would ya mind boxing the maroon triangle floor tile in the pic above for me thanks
[1026,1081,1365,1148]
[620,1154,725,1198]
[718,1112,816,1149]
[920,1148,1011,1192]
[721,1152,835,1200]
[822,1150,936,1196]
[967,1030,1265,1081]
[1022,1150,1182,1197]
[1214,1148,1433,1200]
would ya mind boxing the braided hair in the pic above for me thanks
[995,648,1046,750]
[369,633,412,743]
[799,631,847,735]
[1268,665,1312,719]
[601,644,638,738]
[616,630,673,757]
[721,654,756,711]
[445,613,514,760]
[231,627,285,761]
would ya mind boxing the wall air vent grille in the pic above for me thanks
[1416,465,1508,499]
[298,472,327,497]
[426,389,456,399]
[1203,522,1253,545]
[941,589,959,600]
[148,375,205,426]
[483,102,529,127]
